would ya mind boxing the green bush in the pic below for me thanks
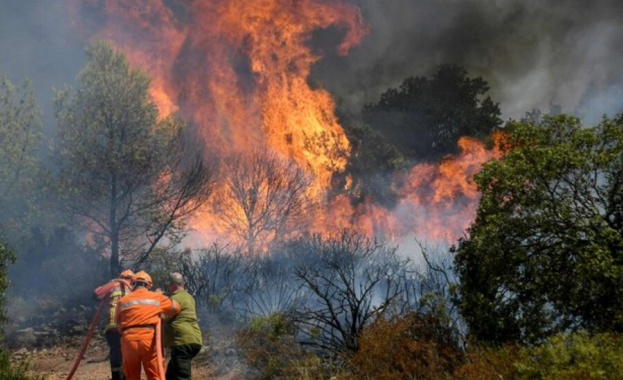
[0,350,45,380]
[0,240,45,379]
[455,332,623,380]
[516,331,623,379]
[236,313,323,380]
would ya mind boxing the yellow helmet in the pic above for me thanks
[119,269,134,279]
[132,271,153,288]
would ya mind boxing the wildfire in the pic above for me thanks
[71,0,503,249]
[388,135,504,242]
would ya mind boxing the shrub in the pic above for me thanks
[236,313,318,380]
[453,344,521,380]
[0,350,45,380]
[0,240,45,379]
[455,332,623,380]
[516,331,623,379]
[346,311,464,380]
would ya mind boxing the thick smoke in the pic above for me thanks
[311,0,623,124]
[0,1,85,133]
[2,0,622,127]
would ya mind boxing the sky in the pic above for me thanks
[1,0,622,131]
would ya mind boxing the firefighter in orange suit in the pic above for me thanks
[115,271,180,380]
[94,269,134,380]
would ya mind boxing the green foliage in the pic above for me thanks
[456,332,623,380]
[516,332,623,380]
[236,313,316,380]
[346,311,464,380]
[363,64,501,161]
[0,350,45,380]
[53,40,214,276]
[0,240,44,379]
[0,73,43,243]
[453,114,623,344]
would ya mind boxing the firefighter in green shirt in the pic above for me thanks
[164,272,203,380]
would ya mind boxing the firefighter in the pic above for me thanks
[115,271,180,380]
[94,269,134,380]
[164,272,203,380]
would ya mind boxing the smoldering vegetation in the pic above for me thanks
[148,231,459,352]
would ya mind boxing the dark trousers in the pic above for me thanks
[105,330,123,380]
[165,343,202,380]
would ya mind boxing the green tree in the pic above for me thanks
[363,64,502,161]
[0,240,15,336]
[0,239,43,380]
[54,41,215,276]
[452,114,623,344]
[0,73,43,243]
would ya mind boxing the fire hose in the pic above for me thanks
[156,318,166,380]
[65,298,106,380]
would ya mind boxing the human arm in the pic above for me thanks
[159,293,181,318]
[94,281,115,300]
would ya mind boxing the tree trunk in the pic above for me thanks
[110,230,120,278]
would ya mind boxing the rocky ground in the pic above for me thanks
[6,302,252,379]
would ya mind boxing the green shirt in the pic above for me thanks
[164,289,203,347]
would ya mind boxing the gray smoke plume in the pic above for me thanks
[2,0,623,129]
[312,0,623,124]
[0,1,85,133]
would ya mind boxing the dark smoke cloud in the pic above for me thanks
[2,0,622,129]
[313,0,623,124]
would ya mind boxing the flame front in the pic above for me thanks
[72,0,503,249]
[319,136,504,244]
[212,0,366,185]
[76,0,366,185]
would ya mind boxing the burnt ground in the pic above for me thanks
[5,301,252,379]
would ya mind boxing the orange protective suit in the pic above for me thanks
[115,287,180,380]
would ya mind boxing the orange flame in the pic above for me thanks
[71,0,504,249]
[318,136,504,244]
[75,0,366,185]
[389,136,504,242]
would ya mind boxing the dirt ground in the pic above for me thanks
[6,301,253,379]
[19,334,248,380]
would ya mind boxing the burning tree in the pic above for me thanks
[212,150,316,255]
[0,240,14,337]
[453,114,623,344]
[53,41,215,276]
